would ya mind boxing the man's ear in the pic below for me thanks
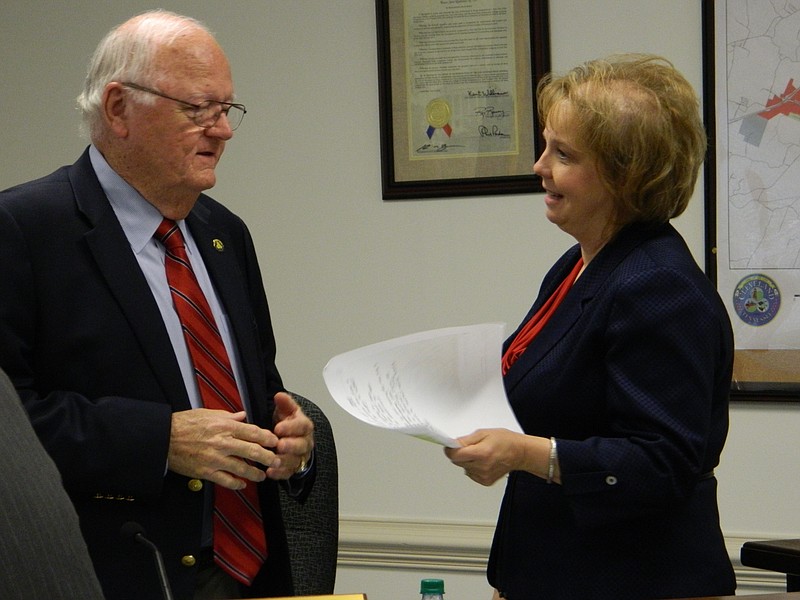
[101,83,130,138]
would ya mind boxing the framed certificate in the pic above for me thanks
[703,0,800,401]
[376,0,550,199]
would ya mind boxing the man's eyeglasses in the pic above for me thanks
[120,82,247,131]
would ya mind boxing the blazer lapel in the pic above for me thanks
[185,205,267,412]
[503,249,590,394]
[69,151,191,409]
[504,225,658,394]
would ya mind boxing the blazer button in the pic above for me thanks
[605,475,618,486]
[181,555,196,567]
[187,479,203,492]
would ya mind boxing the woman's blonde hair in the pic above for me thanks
[536,54,707,227]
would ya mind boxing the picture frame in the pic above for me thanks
[375,0,550,200]
[702,0,800,402]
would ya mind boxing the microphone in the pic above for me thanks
[120,521,175,600]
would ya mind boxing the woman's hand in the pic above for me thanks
[444,429,555,486]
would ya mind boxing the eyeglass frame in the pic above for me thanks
[119,81,247,130]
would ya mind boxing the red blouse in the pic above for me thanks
[502,257,584,375]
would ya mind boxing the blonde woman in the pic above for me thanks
[446,55,736,599]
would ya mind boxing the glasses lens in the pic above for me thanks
[194,102,245,130]
[226,105,245,130]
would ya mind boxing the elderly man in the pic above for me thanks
[0,10,315,600]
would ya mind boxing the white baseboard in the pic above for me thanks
[339,517,494,572]
[338,518,790,592]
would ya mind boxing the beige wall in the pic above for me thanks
[2,1,799,597]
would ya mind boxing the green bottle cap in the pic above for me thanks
[420,578,445,594]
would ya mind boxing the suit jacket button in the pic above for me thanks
[187,479,203,492]
[181,555,196,567]
[605,475,618,486]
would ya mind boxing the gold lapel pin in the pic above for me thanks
[212,239,224,252]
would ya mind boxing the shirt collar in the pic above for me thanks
[89,145,175,254]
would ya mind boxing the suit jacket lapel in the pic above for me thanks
[69,151,190,409]
[186,205,267,416]
[503,248,588,393]
[503,225,658,395]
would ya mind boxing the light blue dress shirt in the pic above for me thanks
[88,145,251,415]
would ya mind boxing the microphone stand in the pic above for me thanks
[121,522,175,600]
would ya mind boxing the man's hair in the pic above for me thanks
[536,54,707,227]
[76,10,211,140]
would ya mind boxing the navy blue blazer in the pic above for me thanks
[490,223,736,599]
[0,148,304,599]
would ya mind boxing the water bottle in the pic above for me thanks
[420,578,445,599]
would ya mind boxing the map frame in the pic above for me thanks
[703,0,800,402]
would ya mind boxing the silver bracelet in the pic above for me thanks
[547,437,557,484]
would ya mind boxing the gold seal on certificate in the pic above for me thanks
[425,98,453,138]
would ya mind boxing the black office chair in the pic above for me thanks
[279,394,339,595]
[740,538,800,592]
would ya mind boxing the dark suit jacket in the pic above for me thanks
[490,223,736,599]
[0,367,105,599]
[0,148,306,600]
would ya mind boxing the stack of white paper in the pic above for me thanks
[322,323,522,448]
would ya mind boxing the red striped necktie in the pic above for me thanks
[155,218,267,586]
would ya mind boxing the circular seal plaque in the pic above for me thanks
[732,273,781,326]
[424,98,453,138]
[426,98,452,129]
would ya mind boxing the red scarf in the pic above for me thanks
[502,257,584,375]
